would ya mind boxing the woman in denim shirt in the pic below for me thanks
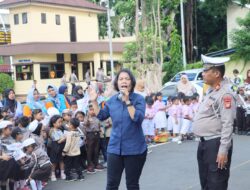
[89,69,147,190]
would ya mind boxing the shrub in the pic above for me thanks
[0,73,14,96]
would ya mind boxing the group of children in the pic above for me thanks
[0,100,112,190]
[142,92,200,145]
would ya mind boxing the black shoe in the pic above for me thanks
[65,176,76,182]
[78,175,85,181]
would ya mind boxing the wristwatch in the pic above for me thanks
[126,100,133,107]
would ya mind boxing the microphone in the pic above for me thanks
[118,91,125,101]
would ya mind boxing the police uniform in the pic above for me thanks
[193,55,236,190]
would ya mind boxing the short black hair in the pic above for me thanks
[172,96,179,102]
[212,65,225,78]
[49,115,62,128]
[183,96,191,103]
[113,69,136,92]
[70,118,80,128]
[71,100,77,105]
[18,116,30,128]
[233,69,239,74]
[75,111,85,117]
[156,92,162,97]
[11,127,22,139]
[177,92,185,100]
[32,109,42,116]
[145,96,154,105]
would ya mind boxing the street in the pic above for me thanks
[44,135,250,190]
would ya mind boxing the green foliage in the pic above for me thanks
[123,41,138,64]
[0,57,3,64]
[0,73,14,95]
[186,61,203,70]
[195,0,228,54]
[231,12,250,62]
[163,28,183,83]
[114,0,135,36]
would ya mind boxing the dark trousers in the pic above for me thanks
[64,155,81,177]
[86,132,100,166]
[80,145,87,169]
[100,137,107,162]
[197,138,232,190]
[236,107,246,131]
[106,150,147,190]
[71,83,76,95]
[246,114,250,131]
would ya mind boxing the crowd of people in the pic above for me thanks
[0,67,250,190]
[0,80,113,190]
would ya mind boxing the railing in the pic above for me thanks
[0,31,11,44]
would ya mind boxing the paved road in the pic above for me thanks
[44,135,250,190]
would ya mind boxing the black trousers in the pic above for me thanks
[246,114,250,131]
[64,155,81,177]
[197,138,232,190]
[80,145,87,169]
[86,132,100,166]
[71,83,76,95]
[236,107,246,131]
[106,150,147,190]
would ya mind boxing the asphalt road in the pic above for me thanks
[44,135,250,190]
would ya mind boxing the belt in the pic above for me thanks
[200,135,221,142]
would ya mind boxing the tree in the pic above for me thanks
[163,28,183,83]
[231,12,250,70]
[0,73,14,96]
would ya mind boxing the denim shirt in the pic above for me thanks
[97,92,147,155]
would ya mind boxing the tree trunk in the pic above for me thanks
[152,3,158,64]
[157,0,163,87]
[135,0,141,67]
[185,0,194,63]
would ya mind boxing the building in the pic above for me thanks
[0,0,128,95]
[227,1,250,48]
[226,1,250,77]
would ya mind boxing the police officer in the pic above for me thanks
[193,54,236,190]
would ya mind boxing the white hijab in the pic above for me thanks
[177,75,196,96]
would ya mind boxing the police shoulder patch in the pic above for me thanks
[223,95,232,109]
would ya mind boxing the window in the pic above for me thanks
[22,13,28,24]
[55,15,61,25]
[40,64,65,79]
[16,65,33,81]
[57,54,64,63]
[91,62,95,77]
[82,62,91,79]
[197,72,203,81]
[160,85,177,97]
[171,73,197,82]
[14,14,19,25]
[41,13,46,24]
[106,61,119,76]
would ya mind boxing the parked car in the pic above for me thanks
[160,82,203,103]
[164,68,203,87]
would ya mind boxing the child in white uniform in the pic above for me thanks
[142,96,156,144]
[180,96,193,142]
[153,92,167,134]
